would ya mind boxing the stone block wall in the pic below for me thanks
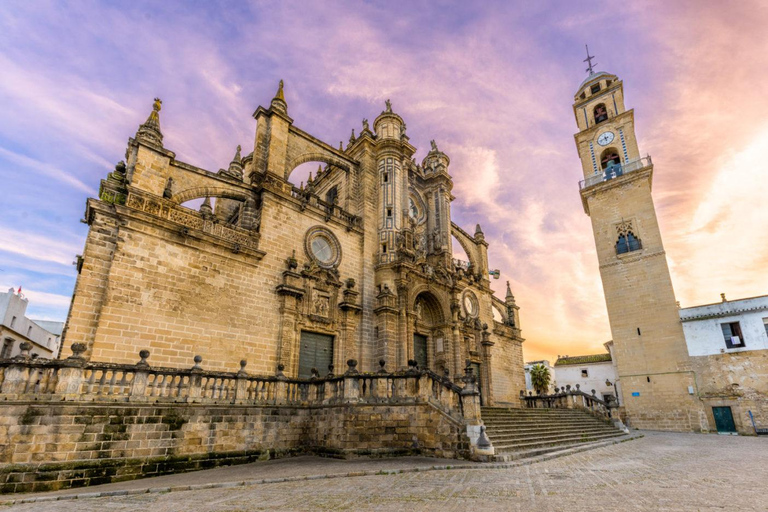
[0,400,467,494]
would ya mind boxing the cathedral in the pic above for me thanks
[62,81,526,405]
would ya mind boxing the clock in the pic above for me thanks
[597,131,615,146]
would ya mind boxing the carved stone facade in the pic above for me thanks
[63,83,526,405]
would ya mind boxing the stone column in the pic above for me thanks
[480,326,495,407]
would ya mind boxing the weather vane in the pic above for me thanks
[584,44,597,75]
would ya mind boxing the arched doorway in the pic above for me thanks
[413,292,448,371]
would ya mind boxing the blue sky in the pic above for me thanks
[1,1,767,361]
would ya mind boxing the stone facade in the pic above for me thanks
[574,70,767,433]
[61,84,525,407]
[0,353,473,493]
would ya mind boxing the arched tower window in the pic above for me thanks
[594,103,608,124]
[616,231,642,254]
[600,148,621,170]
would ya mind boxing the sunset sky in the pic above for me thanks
[1,1,767,364]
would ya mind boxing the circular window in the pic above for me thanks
[305,226,342,268]
[462,290,478,318]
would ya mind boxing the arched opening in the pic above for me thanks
[594,103,608,124]
[180,194,260,230]
[600,148,621,170]
[616,232,642,254]
[288,161,325,188]
[492,303,505,323]
[451,234,471,271]
[413,291,447,371]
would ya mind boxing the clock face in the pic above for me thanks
[597,131,615,146]
[463,292,478,317]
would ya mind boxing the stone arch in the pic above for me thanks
[409,285,451,323]
[172,185,252,205]
[450,225,480,271]
[285,152,352,182]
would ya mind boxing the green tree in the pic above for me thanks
[530,364,551,396]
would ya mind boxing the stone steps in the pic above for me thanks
[480,406,627,461]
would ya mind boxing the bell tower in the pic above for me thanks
[574,61,704,431]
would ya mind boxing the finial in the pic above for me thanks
[136,97,164,146]
[475,223,483,236]
[308,171,313,183]
[584,44,597,75]
[505,280,515,300]
[317,164,322,175]
[349,128,356,144]
[339,141,343,150]
[275,79,285,101]
[200,196,214,220]
[721,293,727,302]
[234,144,241,161]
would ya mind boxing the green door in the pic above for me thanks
[413,334,427,369]
[298,331,334,379]
[713,406,737,433]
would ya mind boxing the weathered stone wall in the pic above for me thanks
[0,399,467,493]
[691,350,768,434]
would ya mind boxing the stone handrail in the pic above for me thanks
[0,348,473,423]
[521,386,616,421]
[289,185,362,229]
[579,155,653,189]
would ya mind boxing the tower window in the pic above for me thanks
[386,208,392,217]
[616,232,642,254]
[721,322,745,348]
[594,103,608,124]
[591,83,601,94]
[600,149,621,170]
[382,244,387,253]
[383,172,389,183]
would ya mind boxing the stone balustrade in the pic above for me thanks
[0,346,469,421]
[521,384,617,421]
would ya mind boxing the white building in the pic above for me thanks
[680,295,768,356]
[0,288,63,359]
[524,360,556,394]
[554,351,618,403]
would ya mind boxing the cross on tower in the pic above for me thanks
[584,44,597,75]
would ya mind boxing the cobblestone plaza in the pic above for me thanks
[5,432,766,511]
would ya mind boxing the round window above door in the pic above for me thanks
[304,226,342,268]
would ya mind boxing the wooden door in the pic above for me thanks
[298,331,334,379]
[713,406,737,433]
[413,334,428,369]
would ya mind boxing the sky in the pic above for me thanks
[1,1,767,363]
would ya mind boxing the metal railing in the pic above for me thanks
[579,155,652,189]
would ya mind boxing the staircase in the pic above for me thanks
[481,406,628,461]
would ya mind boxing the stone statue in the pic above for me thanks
[430,140,438,152]
[163,177,173,199]
[385,99,392,112]
[362,118,369,131]
[400,122,407,138]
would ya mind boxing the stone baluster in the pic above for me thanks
[187,355,203,402]
[274,364,288,405]
[129,349,151,402]
[417,372,431,401]
[343,359,360,402]
[1,342,34,396]
[54,343,87,398]
[460,365,481,425]
[235,360,249,403]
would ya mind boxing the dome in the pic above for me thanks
[578,71,611,91]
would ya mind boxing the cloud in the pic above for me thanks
[0,146,95,194]
[0,226,82,266]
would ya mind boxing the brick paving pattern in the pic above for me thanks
[3,432,766,511]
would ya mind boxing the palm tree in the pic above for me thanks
[530,364,551,396]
